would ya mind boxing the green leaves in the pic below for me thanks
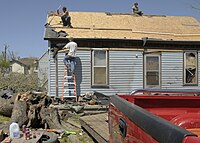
[0,52,10,75]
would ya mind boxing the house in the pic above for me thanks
[44,12,200,97]
[10,57,38,74]
[38,51,48,88]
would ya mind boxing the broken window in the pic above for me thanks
[145,55,160,88]
[184,51,197,85]
[92,50,108,86]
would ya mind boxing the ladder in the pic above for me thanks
[61,65,77,101]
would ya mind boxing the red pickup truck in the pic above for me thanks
[108,89,200,143]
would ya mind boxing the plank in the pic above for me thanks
[80,113,109,143]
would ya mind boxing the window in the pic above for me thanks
[184,51,198,85]
[144,55,160,88]
[92,50,108,86]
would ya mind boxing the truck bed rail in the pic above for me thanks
[110,95,197,143]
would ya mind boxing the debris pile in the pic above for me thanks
[79,91,110,105]
[0,89,14,99]
[0,90,109,142]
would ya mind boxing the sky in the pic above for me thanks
[0,0,200,58]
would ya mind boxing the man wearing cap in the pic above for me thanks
[132,2,143,16]
[63,37,77,75]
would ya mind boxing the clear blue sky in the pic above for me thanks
[0,0,199,58]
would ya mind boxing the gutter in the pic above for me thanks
[44,37,200,45]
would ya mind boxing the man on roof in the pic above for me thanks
[57,6,72,27]
[132,2,143,16]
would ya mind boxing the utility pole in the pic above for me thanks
[4,44,8,62]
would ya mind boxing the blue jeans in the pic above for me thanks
[63,55,76,73]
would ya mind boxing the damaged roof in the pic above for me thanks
[11,58,37,67]
[18,57,37,66]
[44,12,200,41]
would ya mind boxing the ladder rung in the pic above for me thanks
[62,66,77,100]
[62,96,76,98]
[64,82,75,85]
[64,76,73,79]
[64,89,75,93]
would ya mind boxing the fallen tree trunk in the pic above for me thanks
[11,95,28,127]
[0,91,64,132]
[40,106,62,129]
[0,95,16,117]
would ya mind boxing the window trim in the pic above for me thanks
[144,54,161,88]
[91,50,109,87]
[183,51,198,86]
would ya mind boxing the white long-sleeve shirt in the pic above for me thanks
[64,41,77,57]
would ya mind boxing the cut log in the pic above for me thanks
[11,94,29,127]
[0,95,16,117]
[40,106,62,129]
[0,91,65,133]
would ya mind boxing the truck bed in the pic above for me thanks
[109,89,200,143]
[121,95,200,125]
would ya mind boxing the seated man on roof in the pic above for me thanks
[132,2,143,16]
[57,6,72,27]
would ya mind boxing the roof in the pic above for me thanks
[44,12,200,41]
[18,58,37,66]
[10,59,27,67]
[11,58,37,67]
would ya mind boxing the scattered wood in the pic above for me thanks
[0,130,4,142]
[39,106,62,129]
[66,118,82,129]
[80,113,109,143]
[0,91,64,132]
[0,89,108,143]
[84,110,107,116]
[83,105,108,111]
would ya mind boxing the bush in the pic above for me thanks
[0,73,38,92]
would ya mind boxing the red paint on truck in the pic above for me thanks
[109,89,200,143]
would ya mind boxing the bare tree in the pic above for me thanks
[191,0,200,12]
[0,44,15,75]
[0,51,10,76]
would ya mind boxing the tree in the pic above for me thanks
[191,0,200,12]
[0,44,18,76]
[0,51,10,76]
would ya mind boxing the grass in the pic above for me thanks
[79,133,94,143]
[0,115,10,123]
[58,132,94,143]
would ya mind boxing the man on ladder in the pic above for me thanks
[63,37,77,76]
[61,37,77,101]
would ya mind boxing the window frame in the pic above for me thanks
[183,51,198,86]
[91,50,109,87]
[144,54,161,88]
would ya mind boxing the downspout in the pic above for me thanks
[142,37,147,89]
[55,54,58,97]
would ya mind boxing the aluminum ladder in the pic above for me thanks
[61,65,77,101]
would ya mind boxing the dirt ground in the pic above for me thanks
[0,114,95,143]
